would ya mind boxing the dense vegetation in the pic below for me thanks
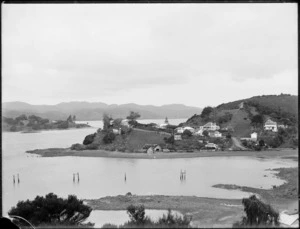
[233,195,279,227]
[2,114,89,132]
[8,193,93,227]
[184,94,298,148]
[101,204,192,228]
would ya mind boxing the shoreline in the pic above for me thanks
[26,148,298,159]
[84,166,298,227]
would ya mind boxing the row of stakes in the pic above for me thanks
[13,174,20,184]
[180,170,187,180]
[14,171,187,184]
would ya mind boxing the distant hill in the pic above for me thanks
[2,101,202,121]
[184,94,298,138]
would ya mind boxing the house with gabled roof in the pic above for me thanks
[203,122,220,131]
[264,119,278,132]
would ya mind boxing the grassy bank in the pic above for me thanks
[26,148,298,159]
[84,166,298,227]
[213,167,298,213]
[84,195,244,228]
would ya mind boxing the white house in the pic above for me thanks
[112,128,121,135]
[175,127,184,134]
[174,134,182,141]
[205,143,218,149]
[251,132,257,140]
[194,129,203,136]
[160,123,168,129]
[264,119,278,132]
[208,131,222,138]
[203,122,220,131]
[121,119,130,127]
[278,124,288,129]
[183,126,195,133]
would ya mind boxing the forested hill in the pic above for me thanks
[217,94,298,116]
[184,94,298,139]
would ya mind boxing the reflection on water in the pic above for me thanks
[2,122,297,215]
[85,209,182,228]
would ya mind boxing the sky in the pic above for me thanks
[2,3,298,108]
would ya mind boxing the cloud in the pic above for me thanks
[2,3,297,106]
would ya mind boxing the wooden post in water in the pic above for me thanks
[17,174,20,183]
[125,173,126,182]
[77,172,80,182]
[73,173,75,182]
[13,175,15,184]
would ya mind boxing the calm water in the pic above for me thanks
[2,119,297,215]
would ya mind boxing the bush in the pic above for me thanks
[182,130,192,138]
[57,121,69,129]
[102,223,118,228]
[103,132,116,144]
[121,205,192,228]
[164,135,175,144]
[233,195,279,227]
[85,143,99,150]
[157,209,192,227]
[83,133,96,145]
[71,143,86,151]
[10,125,18,132]
[126,204,148,225]
[8,193,92,227]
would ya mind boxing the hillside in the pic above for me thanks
[185,94,298,139]
[2,101,202,120]
[217,94,298,116]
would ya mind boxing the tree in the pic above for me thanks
[8,193,92,227]
[200,106,213,118]
[202,130,209,137]
[112,118,122,128]
[83,133,96,145]
[103,113,111,131]
[73,115,76,121]
[126,111,141,123]
[15,114,28,122]
[164,135,175,144]
[233,195,279,227]
[67,115,73,123]
[251,114,264,128]
[226,133,232,139]
[182,129,193,138]
[126,204,148,225]
[102,132,116,144]
[259,139,265,146]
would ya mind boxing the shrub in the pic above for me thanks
[85,143,99,150]
[182,130,192,138]
[233,195,279,227]
[57,121,69,129]
[102,223,118,228]
[126,204,148,225]
[71,143,86,151]
[103,132,116,144]
[164,135,175,144]
[10,125,18,132]
[8,193,92,227]
[83,133,96,145]
[157,209,192,227]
